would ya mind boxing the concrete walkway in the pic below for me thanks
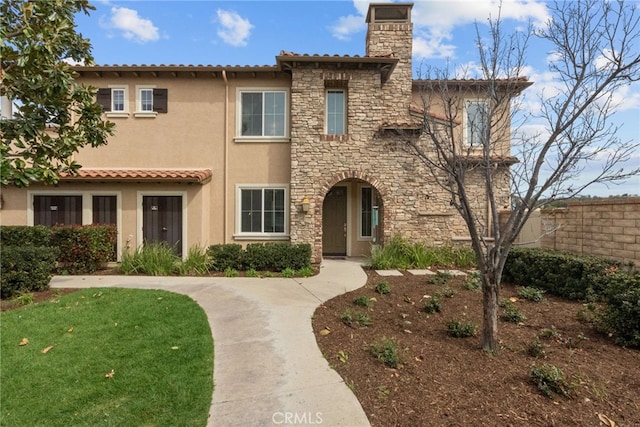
[50,258,371,427]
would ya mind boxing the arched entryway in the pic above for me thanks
[321,175,385,257]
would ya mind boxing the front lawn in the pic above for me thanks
[1,288,213,426]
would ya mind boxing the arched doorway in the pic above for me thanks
[322,178,383,257]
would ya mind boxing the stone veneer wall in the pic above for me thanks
[288,21,512,262]
[540,198,640,266]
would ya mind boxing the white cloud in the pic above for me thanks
[329,14,365,41]
[216,9,253,47]
[107,7,159,43]
[332,0,549,59]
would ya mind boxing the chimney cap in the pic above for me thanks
[366,3,413,24]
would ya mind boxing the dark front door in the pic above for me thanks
[142,196,183,256]
[323,186,347,256]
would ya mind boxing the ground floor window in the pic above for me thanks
[236,185,288,237]
[360,186,373,238]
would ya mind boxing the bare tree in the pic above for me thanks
[406,0,640,353]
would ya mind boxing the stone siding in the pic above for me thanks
[540,198,640,266]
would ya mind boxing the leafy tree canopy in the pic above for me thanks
[1,0,114,187]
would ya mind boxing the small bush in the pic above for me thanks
[530,363,573,398]
[208,244,243,272]
[297,266,314,277]
[369,337,401,368]
[539,326,561,340]
[0,225,52,247]
[375,281,391,295]
[464,272,481,291]
[340,309,371,327]
[354,311,372,327]
[446,319,478,337]
[1,246,58,298]
[370,236,477,269]
[527,339,545,358]
[224,267,239,277]
[423,298,442,314]
[246,268,259,278]
[178,245,210,275]
[120,243,178,275]
[427,272,451,286]
[353,295,372,307]
[601,272,640,348]
[281,267,295,278]
[242,242,311,271]
[435,286,457,299]
[517,286,546,302]
[502,304,526,323]
[51,225,117,274]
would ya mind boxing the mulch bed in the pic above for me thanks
[312,268,640,427]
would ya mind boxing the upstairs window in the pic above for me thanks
[239,90,287,138]
[326,89,346,135]
[465,100,489,146]
[136,87,168,114]
[97,87,128,114]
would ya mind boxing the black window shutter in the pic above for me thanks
[153,89,168,113]
[97,88,111,111]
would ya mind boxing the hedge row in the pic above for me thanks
[1,247,58,299]
[207,242,311,272]
[504,247,640,348]
[0,225,117,298]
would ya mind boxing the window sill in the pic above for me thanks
[233,137,290,143]
[106,112,129,118]
[134,112,158,118]
[320,134,349,142]
[233,234,290,241]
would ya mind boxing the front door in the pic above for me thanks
[142,196,183,256]
[323,186,347,256]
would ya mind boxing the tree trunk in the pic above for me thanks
[481,279,500,353]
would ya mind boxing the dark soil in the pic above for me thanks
[312,268,640,427]
[0,288,80,312]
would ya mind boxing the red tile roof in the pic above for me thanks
[59,169,213,184]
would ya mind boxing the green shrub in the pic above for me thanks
[530,363,573,398]
[208,244,243,271]
[120,243,178,276]
[50,225,117,274]
[370,236,477,269]
[504,248,621,300]
[224,267,239,277]
[242,242,311,271]
[369,337,401,368]
[342,309,372,327]
[297,266,314,277]
[427,271,451,286]
[353,295,372,307]
[246,268,259,278]
[527,339,545,358]
[178,245,210,275]
[375,280,391,295]
[435,286,457,298]
[517,286,546,302]
[464,272,481,291]
[281,267,295,278]
[423,298,442,314]
[446,319,478,337]
[0,225,52,247]
[502,304,526,323]
[1,246,58,298]
[601,272,640,348]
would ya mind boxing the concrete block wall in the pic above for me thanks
[540,198,640,266]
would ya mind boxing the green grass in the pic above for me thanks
[120,242,179,275]
[1,288,213,426]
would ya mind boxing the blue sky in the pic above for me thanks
[74,0,639,196]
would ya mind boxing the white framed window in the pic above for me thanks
[97,86,129,117]
[140,88,153,111]
[326,89,346,135]
[359,186,373,239]
[464,100,489,146]
[237,89,288,139]
[235,185,289,239]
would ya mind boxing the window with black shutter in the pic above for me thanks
[153,89,168,113]
[97,88,111,112]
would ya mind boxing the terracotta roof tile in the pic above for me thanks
[59,169,213,184]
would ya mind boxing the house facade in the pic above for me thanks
[1,3,528,263]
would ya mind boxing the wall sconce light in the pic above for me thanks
[301,196,310,213]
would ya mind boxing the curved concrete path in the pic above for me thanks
[50,258,371,427]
